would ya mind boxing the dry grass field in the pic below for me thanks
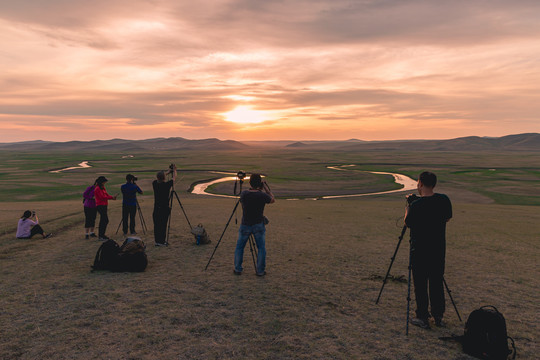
[1,192,538,359]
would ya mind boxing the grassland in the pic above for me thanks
[0,149,539,359]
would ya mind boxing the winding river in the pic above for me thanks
[191,166,417,199]
[49,161,92,173]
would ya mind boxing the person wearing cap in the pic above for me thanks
[121,174,143,236]
[94,176,117,241]
[16,210,52,239]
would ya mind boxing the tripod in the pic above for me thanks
[375,225,462,335]
[116,198,148,235]
[204,177,258,272]
[165,184,193,245]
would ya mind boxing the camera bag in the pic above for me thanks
[191,223,211,245]
[91,239,120,271]
[115,238,147,272]
[462,305,516,360]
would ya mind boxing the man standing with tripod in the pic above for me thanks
[234,174,274,276]
[405,171,452,329]
[153,165,176,246]
[121,174,143,236]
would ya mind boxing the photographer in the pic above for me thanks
[121,174,143,236]
[234,174,275,276]
[405,171,452,329]
[16,210,52,239]
[152,164,176,246]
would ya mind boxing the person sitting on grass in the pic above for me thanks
[16,210,52,239]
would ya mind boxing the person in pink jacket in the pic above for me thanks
[94,176,117,240]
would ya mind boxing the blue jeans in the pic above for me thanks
[234,222,266,274]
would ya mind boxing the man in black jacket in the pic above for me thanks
[405,171,452,329]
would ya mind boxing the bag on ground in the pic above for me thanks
[115,237,147,272]
[191,223,211,245]
[462,305,516,360]
[91,239,120,271]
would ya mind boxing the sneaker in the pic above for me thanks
[155,242,168,247]
[256,271,267,277]
[99,236,110,241]
[434,318,446,327]
[410,317,430,329]
[233,270,242,275]
[131,232,138,235]
[85,234,89,239]
[44,233,53,239]
[89,233,97,238]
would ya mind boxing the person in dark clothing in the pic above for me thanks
[152,165,176,246]
[121,174,143,235]
[234,173,275,276]
[94,176,117,241]
[405,171,452,329]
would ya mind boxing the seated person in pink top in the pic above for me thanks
[16,210,52,239]
[94,176,117,241]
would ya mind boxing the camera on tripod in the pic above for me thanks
[237,170,247,180]
[406,193,420,205]
[169,163,175,170]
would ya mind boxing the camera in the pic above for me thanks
[132,176,138,182]
[32,211,36,216]
[237,170,246,180]
[169,163,175,170]
[406,193,420,205]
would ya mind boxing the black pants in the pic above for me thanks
[122,205,137,234]
[412,255,445,320]
[153,206,170,244]
[84,207,97,228]
[96,205,109,238]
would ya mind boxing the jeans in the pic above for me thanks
[412,253,446,320]
[122,205,137,234]
[153,206,170,244]
[96,205,109,238]
[234,222,266,274]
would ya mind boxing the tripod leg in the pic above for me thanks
[115,217,123,235]
[136,200,147,234]
[204,198,241,271]
[406,244,413,336]
[166,192,173,245]
[443,277,462,322]
[376,225,408,304]
[173,191,193,229]
[247,234,258,273]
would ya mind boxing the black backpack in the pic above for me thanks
[91,239,121,271]
[462,305,516,360]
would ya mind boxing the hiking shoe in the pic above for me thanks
[155,242,168,247]
[434,318,446,327]
[99,236,110,241]
[131,232,138,235]
[233,270,242,275]
[44,233,53,239]
[410,317,430,329]
[85,234,89,239]
[256,271,267,277]
[89,233,97,238]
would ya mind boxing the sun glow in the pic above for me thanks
[223,106,271,124]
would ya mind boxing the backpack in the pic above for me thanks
[191,223,211,245]
[115,237,147,272]
[91,239,120,271]
[462,305,516,360]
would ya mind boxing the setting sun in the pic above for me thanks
[223,106,271,125]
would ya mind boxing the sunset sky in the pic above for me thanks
[1,0,539,142]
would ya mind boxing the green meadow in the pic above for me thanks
[0,148,538,359]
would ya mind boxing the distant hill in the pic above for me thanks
[0,133,538,152]
[0,137,248,152]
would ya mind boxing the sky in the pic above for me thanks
[1,0,539,142]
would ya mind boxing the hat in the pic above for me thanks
[96,176,108,184]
